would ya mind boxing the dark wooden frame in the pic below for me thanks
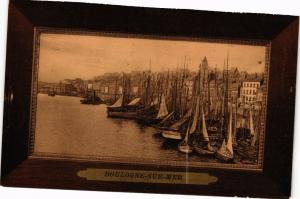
[1,0,298,198]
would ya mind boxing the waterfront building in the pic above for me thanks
[240,80,261,104]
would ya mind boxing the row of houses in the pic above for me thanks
[38,82,75,95]
[38,70,264,106]
[39,78,263,104]
[240,81,264,104]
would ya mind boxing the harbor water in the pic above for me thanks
[34,94,228,164]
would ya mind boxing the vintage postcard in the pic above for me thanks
[30,28,270,171]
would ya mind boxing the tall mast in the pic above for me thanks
[178,56,186,117]
[214,65,219,118]
[146,72,151,107]
[114,78,118,101]
[221,59,225,116]
[234,96,238,145]
[121,73,125,108]
[208,70,211,114]
[174,66,179,115]
[215,65,218,99]
[198,63,202,97]
[223,53,230,136]
[181,57,187,116]
[166,69,170,96]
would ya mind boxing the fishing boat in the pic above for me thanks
[236,108,258,161]
[154,110,178,134]
[193,106,216,155]
[156,94,168,119]
[80,90,103,105]
[206,100,223,141]
[215,105,234,161]
[106,110,138,119]
[106,73,141,119]
[137,94,169,125]
[177,94,200,153]
[191,58,219,153]
[156,111,175,128]
[107,95,123,112]
[178,121,193,154]
[235,105,256,144]
[215,55,234,161]
[161,130,183,140]
[106,95,138,119]
[161,108,192,140]
[127,97,142,109]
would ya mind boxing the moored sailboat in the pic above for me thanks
[215,105,234,161]
[193,106,216,155]
[107,93,141,119]
[236,107,259,161]
[161,104,192,140]
[127,97,142,108]
[178,120,193,154]
[80,90,103,105]
[137,93,169,125]
[106,73,140,119]
[156,94,169,119]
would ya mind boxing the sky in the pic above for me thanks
[38,33,266,83]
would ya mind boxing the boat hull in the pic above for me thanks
[178,142,193,154]
[80,95,104,105]
[155,123,181,131]
[236,145,258,160]
[106,106,123,112]
[193,145,215,155]
[215,150,233,162]
[136,115,161,125]
[161,130,183,140]
[81,101,102,105]
[107,110,138,119]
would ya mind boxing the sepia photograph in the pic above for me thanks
[1,1,298,198]
[31,29,269,170]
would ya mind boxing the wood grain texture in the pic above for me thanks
[1,1,298,198]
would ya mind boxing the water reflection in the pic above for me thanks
[34,94,229,164]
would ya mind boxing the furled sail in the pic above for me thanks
[160,111,174,124]
[236,117,246,128]
[201,106,210,142]
[169,108,192,131]
[150,97,159,106]
[216,106,233,158]
[218,139,227,154]
[128,97,141,106]
[156,94,169,119]
[226,107,233,155]
[189,96,200,134]
[250,109,257,147]
[249,109,254,136]
[251,129,257,147]
[183,122,191,143]
[109,95,123,108]
[213,101,220,118]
